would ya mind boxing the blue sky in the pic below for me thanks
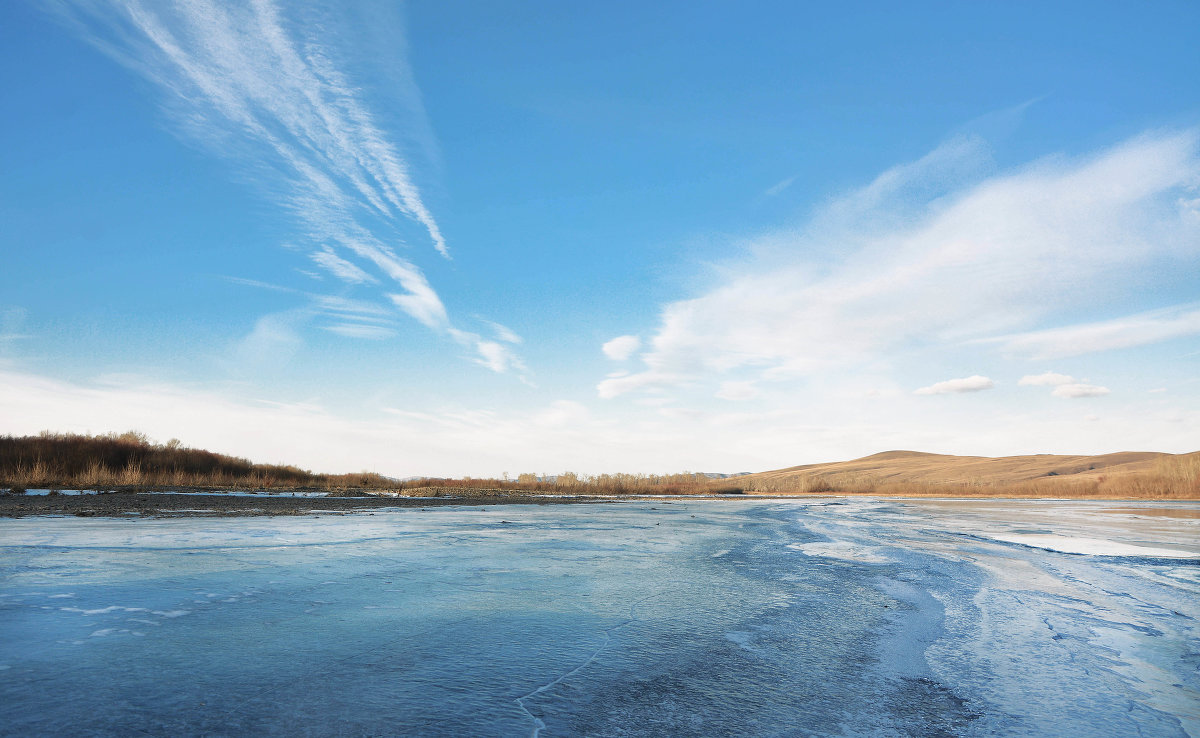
[1,1,1198,476]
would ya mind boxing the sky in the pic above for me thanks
[1,1,1198,477]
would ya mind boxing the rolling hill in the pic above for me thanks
[735,450,1200,498]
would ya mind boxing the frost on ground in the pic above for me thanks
[1,500,1197,737]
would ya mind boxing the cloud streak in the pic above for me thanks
[914,375,995,395]
[1052,383,1111,399]
[988,304,1200,360]
[53,0,522,373]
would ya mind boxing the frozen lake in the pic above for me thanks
[1,499,1198,736]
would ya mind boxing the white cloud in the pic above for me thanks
[597,370,678,399]
[989,304,1200,360]
[310,246,377,284]
[447,328,527,376]
[481,320,523,345]
[1019,372,1075,386]
[1052,383,1111,398]
[53,0,449,258]
[602,335,641,361]
[323,323,394,340]
[600,131,1200,397]
[764,175,796,197]
[52,1,526,373]
[715,381,760,401]
[914,375,995,395]
[234,311,304,367]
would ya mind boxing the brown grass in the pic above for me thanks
[735,450,1200,499]
[0,431,398,492]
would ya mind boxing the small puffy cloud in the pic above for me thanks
[1019,372,1075,387]
[1052,383,1111,398]
[715,381,760,401]
[602,335,641,361]
[914,375,995,395]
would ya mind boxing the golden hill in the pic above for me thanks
[737,450,1200,499]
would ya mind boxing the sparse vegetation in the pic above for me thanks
[1,432,1195,499]
[735,450,1200,499]
[0,431,396,493]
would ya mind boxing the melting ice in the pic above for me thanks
[1,499,1197,736]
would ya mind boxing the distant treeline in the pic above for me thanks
[0,431,397,492]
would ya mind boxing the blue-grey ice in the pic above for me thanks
[1,499,1197,736]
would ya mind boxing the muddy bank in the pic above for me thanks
[0,491,617,518]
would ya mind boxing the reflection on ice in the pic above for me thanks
[1,499,1197,736]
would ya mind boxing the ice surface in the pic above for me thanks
[1,499,1198,737]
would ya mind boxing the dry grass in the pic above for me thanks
[0,431,396,492]
[736,450,1200,499]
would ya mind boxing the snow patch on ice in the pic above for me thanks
[988,534,1199,559]
[788,541,892,564]
[62,606,148,615]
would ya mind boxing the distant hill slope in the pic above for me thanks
[737,450,1199,498]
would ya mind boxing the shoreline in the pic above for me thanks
[0,491,621,518]
[1,489,1197,518]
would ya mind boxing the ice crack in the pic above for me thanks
[514,593,660,737]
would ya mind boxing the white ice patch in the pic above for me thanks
[788,541,891,564]
[988,534,1200,559]
[89,628,121,638]
[711,549,731,558]
[62,606,148,615]
[725,631,760,653]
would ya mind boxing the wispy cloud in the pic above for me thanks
[988,304,1200,360]
[1018,371,1110,398]
[322,323,395,340]
[602,335,641,361]
[0,308,32,350]
[1018,372,1075,386]
[715,381,760,401]
[914,375,994,395]
[600,130,1200,397]
[479,320,523,345]
[310,246,378,284]
[53,0,523,373]
[1051,383,1111,399]
[763,175,796,197]
[225,278,400,339]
